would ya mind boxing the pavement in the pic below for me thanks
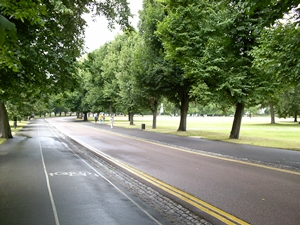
[0,119,177,225]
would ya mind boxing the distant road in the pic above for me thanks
[46,117,300,225]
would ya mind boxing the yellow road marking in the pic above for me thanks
[86,124,300,176]
[74,124,252,224]
[74,136,249,225]
[117,161,250,225]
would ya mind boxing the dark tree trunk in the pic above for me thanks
[270,100,275,124]
[151,100,159,129]
[229,102,244,139]
[0,101,13,139]
[177,91,189,131]
[294,111,298,122]
[83,112,88,121]
[129,112,134,125]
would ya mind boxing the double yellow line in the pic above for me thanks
[115,160,250,225]
[75,126,250,225]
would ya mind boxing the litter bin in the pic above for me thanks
[141,124,145,130]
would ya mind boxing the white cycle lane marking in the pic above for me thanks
[48,171,99,177]
[44,119,164,225]
[38,125,60,225]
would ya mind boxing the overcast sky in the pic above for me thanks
[83,1,143,53]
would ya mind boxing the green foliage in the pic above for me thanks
[242,0,300,26]
[276,84,300,120]
[0,0,132,137]
[252,22,300,84]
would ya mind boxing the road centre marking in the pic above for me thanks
[85,124,300,176]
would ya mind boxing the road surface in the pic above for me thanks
[0,119,174,225]
[47,117,300,225]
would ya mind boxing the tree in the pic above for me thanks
[277,84,300,122]
[251,19,300,123]
[0,0,132,138]
[139,0,194,131]
[81,44,110,114]
[116,33,150,125]
[157,0,279,138]
[134,0,167,129]
[101,36,124,115]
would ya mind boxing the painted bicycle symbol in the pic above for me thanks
[49,171,92,177]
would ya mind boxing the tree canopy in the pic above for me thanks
[2,0,299,140]
[0,0,132,138]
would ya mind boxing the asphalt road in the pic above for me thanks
[45,116,300,225]
[0,119,172,225]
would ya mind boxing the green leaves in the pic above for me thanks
[251,22,300,84]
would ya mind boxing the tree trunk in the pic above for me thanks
[270,100,275,124]
[294,111,298,122]
[152,100,158,129]
[83,112,88,121]
[177,91,189,131]
[129,112,134,125]
[0,101,13,139]
[229,102,244,139]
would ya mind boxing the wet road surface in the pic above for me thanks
[46,117,300,225]
[0,119,172,225]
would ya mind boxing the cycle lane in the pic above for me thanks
[0,119,172,225]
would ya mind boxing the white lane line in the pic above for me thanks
[44,120,163,225]
[38,123,60,225]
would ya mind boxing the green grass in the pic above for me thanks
[94,115,300,151]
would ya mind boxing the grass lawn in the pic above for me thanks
[2,115,296,151]
[95,115,300,151]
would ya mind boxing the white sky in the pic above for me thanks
[83,1,143,53]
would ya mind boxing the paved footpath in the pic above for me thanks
[0,119,173,225]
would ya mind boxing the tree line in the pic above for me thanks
[77,0,300,138]
[0,0,300,138]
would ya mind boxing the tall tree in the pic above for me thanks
[134,0,166,129]
[81,44,110,113]
[141,0,194,131]
[251,20,300,123]
[157,0,277,139]
[116,33,150,125]
[276,84,300,122]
